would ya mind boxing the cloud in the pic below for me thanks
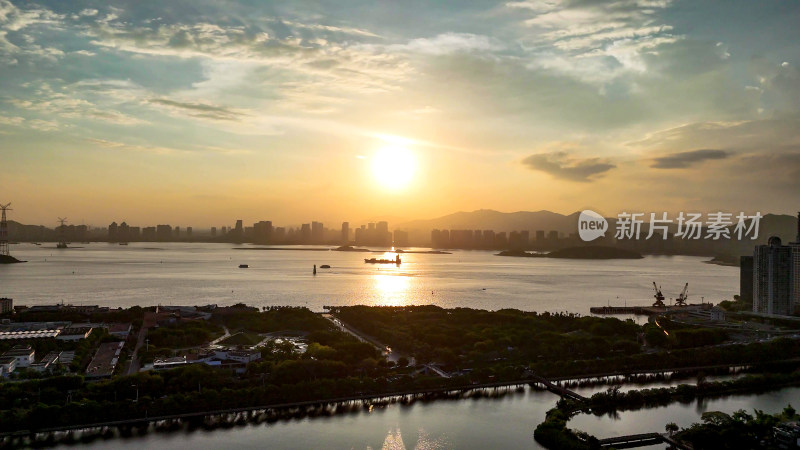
[386,33,502,55]
[85,138,185,155]
[650,149,730,168]
[7,82,145,126]
[521,151,616,182]
[148,98,246,121]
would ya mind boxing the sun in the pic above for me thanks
[372,146,416,190]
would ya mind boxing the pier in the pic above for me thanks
[590,303,711,316]
[598,432,692,449]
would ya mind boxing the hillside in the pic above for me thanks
[399,209,579,233]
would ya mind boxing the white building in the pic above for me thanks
[0,356,16,377]
[2,345,35,368]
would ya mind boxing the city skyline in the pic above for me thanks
[0,0,799,226]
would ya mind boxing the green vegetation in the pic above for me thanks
[587,372,800,414]
[211,305,332,333]
[147,321,223,349]
[219,331,262,347]
[335,306,641,369]
[533,400,592,450]
[676,405,798,449]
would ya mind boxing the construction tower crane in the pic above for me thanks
[675,283,689,306]
[652,282,666,307]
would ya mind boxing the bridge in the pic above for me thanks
[598,432,692,449]
[528,374,586,401]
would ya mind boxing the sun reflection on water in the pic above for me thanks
[373,273,411,306]
[373,428,449,450]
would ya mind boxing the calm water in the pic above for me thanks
[57,386,800,450]
[1,243,736,313]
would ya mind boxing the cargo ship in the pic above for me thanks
[365,255,401,265]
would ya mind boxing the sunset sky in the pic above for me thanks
[1,0,799,228]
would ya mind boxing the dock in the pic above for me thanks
[598,432,692,449]
[590,303,711,316]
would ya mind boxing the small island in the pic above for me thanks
[497,245,643,260]
[0,254,24,264]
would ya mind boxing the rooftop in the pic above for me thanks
[59,326,92,336]
[0,330,60,340]
[85,341,124,378]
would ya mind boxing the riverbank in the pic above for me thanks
[535,371,800,449]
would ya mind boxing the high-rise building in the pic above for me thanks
[341,222,349,244]
[156,225,172,241]
[740,256,753,304]
[142,226,156,241]
[254,221,273,243]
[108,222,118,241]
[210,227,217,237]
[186,227,192,237]
[0,298,12,314]
[393,230,409,247]
[311,221,324,243]
[300,223,311,243]
[753,236,794,315]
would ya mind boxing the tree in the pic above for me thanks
[665,422,679,436]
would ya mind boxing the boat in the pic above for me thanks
[56,242,68,249]
[320,264,331,269]
[119,242,128,246]
[239,264,249,268]
[364,255,401,265]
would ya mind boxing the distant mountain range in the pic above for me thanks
[399,209,580,233]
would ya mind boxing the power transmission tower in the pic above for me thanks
[0,203,10,256]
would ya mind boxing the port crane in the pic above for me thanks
[652,282,666,307]
[675,283,688,306]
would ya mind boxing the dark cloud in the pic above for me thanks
[148,98,245,121]
[521,151,616,182]
[650,149,729,169]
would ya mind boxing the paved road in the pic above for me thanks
[208,326,231,347]
[126,327,148,375]
[323,314,414,365]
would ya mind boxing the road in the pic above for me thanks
[126,326,148,375]
[323,314,414,365]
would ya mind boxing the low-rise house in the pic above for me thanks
[2,344,35,367]
[30,352,61,373]
[0,330,61,340]
[108,323,132,338]
[56,327,93,341]
[153,356,188,370]
[85,341,124,379]
[214,348,262,363]
[0,356,16,377]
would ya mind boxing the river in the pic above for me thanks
[1,243,736,314]
[53,384,800,449]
